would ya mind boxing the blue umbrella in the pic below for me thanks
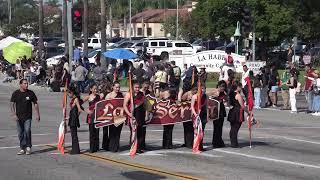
[103,48,138,60]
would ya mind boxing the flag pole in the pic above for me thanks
[128,67,137,156]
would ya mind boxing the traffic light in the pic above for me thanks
[72,8,82,32]
[241,7,252,37]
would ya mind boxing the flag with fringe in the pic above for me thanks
[57,79,68,154]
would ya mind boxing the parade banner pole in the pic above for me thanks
[128,68,137,156]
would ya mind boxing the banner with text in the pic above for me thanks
[94,95,220,128]
[170,50,266,74]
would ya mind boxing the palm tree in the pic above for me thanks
[100,0,107,68]
[38,0,44,59]
[83,0,88,58]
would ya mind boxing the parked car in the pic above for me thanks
[46,39,65,47]
[46,54,64,67]
[45,46,65,59]
[85,38,113,49]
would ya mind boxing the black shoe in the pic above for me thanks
[136,149,144,154]
[180,144,186,147]
[230,145,239,148]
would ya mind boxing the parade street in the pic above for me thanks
[0,84,320,180]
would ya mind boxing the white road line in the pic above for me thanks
[213,149,320,169]
[272,136,320,145]
[258,127,320,130]
[120,149,222,158]
[0,141,89,150]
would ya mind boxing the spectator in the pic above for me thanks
[154,65,168,96]
[280,69,290,110]
[310,73,320,116]
[74,61,88,93]
[261,67,270,108]
[287,69,298,113]
[133,63,146,85]
[168,61,181,91]
[269,64,279,107]
[199,66,207,87]
[304,64,318,113]
[15,59,22,80]
[73,47,81,63]
[93,61,105,86]
[241,65,250,100]
[253,71,262,109]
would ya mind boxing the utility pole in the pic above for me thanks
[67,0,73,69]
[8,0,11,24]
[63,0,68,55]
[83,0,88,58]
[252,22,256,61]
[109,4,113,38]
[176,0,179,40]
[129,0,132,41]
[38,0,44,60]
[100,0,107,68]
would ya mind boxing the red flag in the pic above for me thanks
[245,76,254,112]
[245,76,253,148]
[128,70,138,156]
[58,79,68,155]
[192,79,204,154]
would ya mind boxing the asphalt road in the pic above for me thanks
[0,82,320,180]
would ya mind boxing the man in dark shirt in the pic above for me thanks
[133,63,145,85]
[10,79,40,155]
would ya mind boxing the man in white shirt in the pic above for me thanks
[74,62,88,93]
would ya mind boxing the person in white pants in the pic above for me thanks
[287,70,298,113]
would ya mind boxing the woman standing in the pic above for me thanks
[68,86,91,154]
[161,89,176,149]
[99,83,112,151]
[287,69,298,113]
[123,82,146,153]
[191,85,208,151]
[105,81,124,152]
[227,81,249,148]
[83,84,100,153]
[209,81,227,148]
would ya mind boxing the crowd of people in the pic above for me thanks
[7,50,320,155]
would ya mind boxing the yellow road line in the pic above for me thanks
[46,145,202,180]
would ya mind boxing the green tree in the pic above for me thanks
[188,0,320,44]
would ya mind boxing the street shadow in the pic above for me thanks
[121,171,166,180]
[32,146,57,154]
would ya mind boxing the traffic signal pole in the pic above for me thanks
[67,0,73,70]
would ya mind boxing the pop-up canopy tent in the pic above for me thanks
[3,42,33,64]
[0,36,22,50]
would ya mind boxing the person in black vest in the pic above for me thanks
[105,81,124,152]
[83,84,101,153]
[123,82,146,153]
[211,81,227,148]
[227,81,250,148]
[67,86,92,154]
[10,79,40,155]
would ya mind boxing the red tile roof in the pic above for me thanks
[131,9,190,23]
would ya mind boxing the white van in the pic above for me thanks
[85,38,113,49]
[143,40,196,60]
